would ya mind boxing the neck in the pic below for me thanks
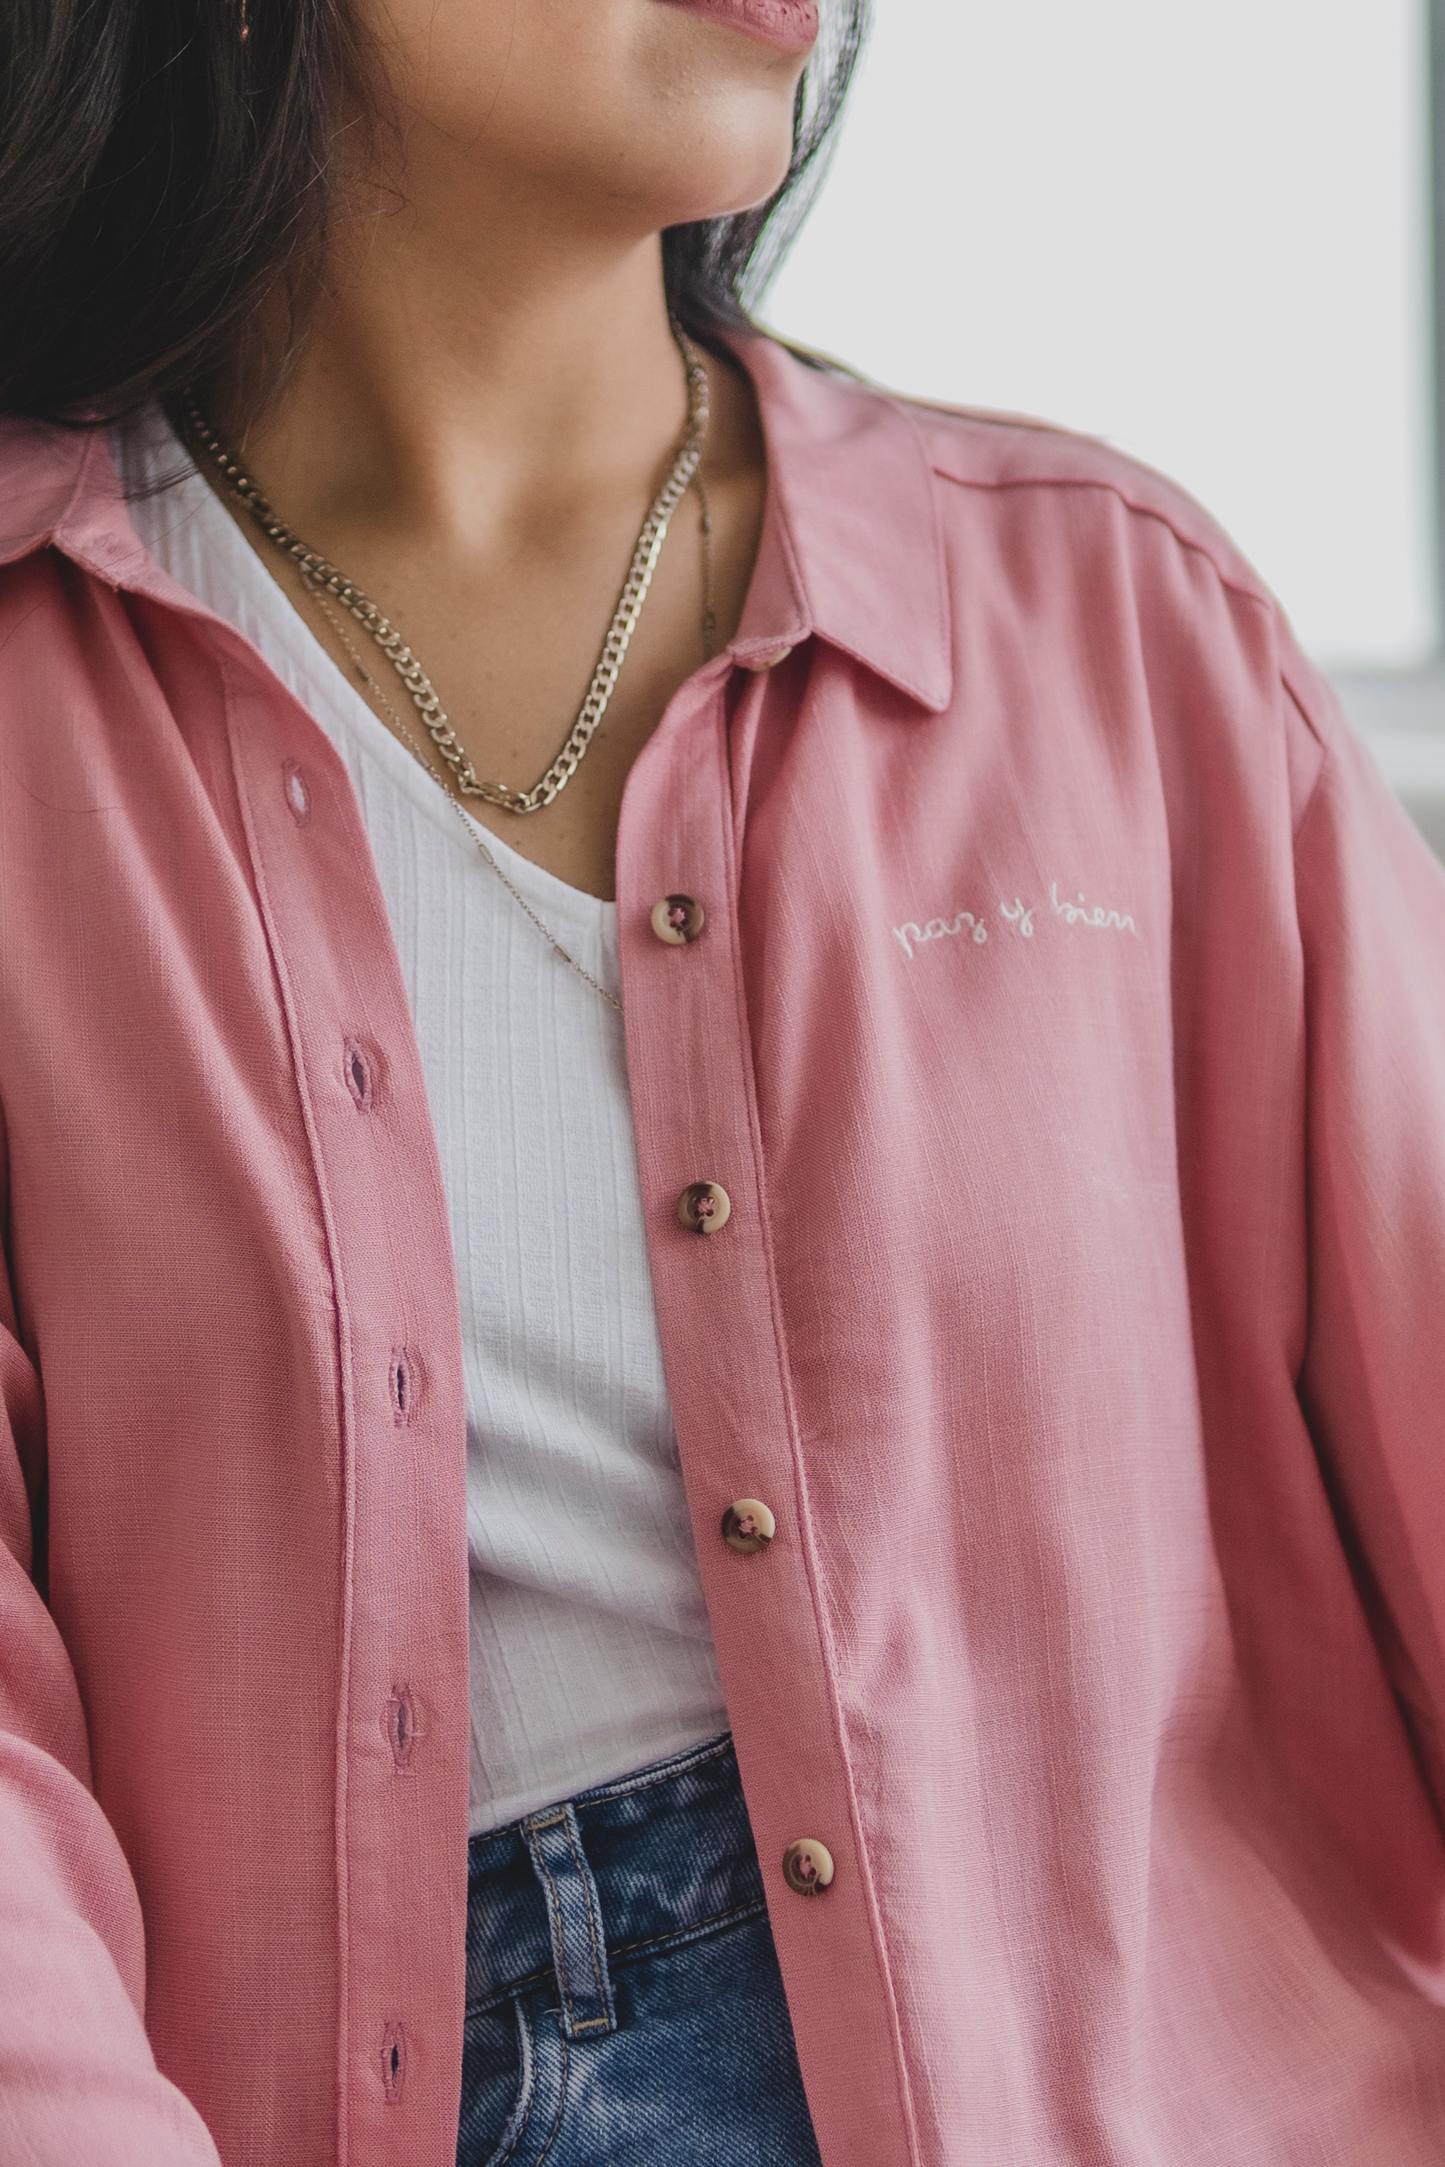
[209,189,694,554]
[189,130,770,906]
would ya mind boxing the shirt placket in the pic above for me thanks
[616,663,915,2167]
[219,649,472,2166]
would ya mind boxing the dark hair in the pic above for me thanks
[0,0,868,425]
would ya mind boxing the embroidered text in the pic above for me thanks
[1050,883,1138,935]
[892,911,988,961]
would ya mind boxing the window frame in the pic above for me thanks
[1331,0,1445,857]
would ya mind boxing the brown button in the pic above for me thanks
[721,1498,775,1555]
[650,894,705,946]
[677,1181,731,1234]
[782,1838,835,1896]
[743,645,793,672]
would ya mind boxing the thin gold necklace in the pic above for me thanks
[308,573,628,1010]
[182,336,716,1012]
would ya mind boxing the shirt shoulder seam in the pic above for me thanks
[928,459,1275,619]
[1281,674,1336,847]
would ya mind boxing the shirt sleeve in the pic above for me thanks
[0,1266,220,2164]
[1288,657,1445,1814]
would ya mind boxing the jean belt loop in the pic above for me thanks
[521,1802,618,2042]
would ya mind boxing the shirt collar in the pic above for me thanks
[0,415,177,593]
[728,337,952,711]
[0,339,953,715]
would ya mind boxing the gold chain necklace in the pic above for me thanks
[182,335,715,1012]
[183,334,709,815]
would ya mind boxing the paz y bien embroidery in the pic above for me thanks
[891,883,1139,960]
[892,910,988,961]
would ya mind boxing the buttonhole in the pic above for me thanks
[344,1039,374,1110]
[282,761,311,825]
[385,1690,419,1771]
[389,1347,417,1426]
[380,2022,406,2103]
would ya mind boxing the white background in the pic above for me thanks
[765,0,1436,671]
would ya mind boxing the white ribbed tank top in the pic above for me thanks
[117,411,728,1831]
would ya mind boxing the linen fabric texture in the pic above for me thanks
[116,410,729,1833]
[1,338,1444,2165]
[457,1732,821,2167]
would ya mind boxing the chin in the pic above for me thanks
[644,131,796,230]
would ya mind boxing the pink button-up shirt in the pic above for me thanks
[3,338,1445,2166]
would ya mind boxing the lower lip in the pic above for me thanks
[651,0,819,59]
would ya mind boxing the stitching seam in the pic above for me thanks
[463,1897,766,2015]
[559,1813,610,2020]
[931,462,1277,620]
[713,704,924,2164]
[486,2005,561,2167]
[528,1840,577,2027]
[211,649,361,2167]
[528,2028,570,2167]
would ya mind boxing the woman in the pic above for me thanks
[3,0,1445,2162]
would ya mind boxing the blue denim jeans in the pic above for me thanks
[458,1733,824,2166]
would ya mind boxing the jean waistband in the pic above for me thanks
[464,1733,762,2036]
